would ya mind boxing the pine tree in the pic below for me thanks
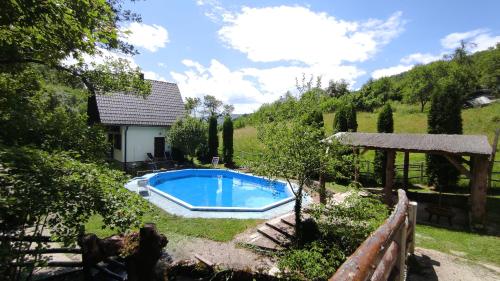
[222,116,234,166]
[374,104,394,185]
[427,78,463,190]
[208,115,218,158]
[333,104,357,132]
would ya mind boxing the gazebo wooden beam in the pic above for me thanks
[385,150,396,204]
[470,155,490,227]
[443,154,472,179]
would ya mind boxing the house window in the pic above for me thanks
[114,134,122,150]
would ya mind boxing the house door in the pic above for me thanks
[154,137,165,158]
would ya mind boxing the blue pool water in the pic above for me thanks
[147,169,294,211]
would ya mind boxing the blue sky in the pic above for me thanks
[113,0,500,113]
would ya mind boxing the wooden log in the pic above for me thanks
[384,150,396,204]
[330,190,408,281]
[470,155,490,228]
[396,218,408,281]
[443,154,472,179]
[370,241,399,281]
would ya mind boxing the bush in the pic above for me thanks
[168,116,207,161]
[427,78,463,189]
[374,104,394,185]
[278,242,345,280]
[208,115,218,158]
[278,192,388,280]
[333,103,357,133]
[222,116,234,166]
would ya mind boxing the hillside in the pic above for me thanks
[231,102,500,186]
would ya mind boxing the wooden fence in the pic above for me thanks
[330,189,417,281]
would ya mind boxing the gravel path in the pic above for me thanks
[408,247,500,281]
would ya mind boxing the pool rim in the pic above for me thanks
[140,169,296,212]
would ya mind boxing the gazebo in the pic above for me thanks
[325,132,493,226]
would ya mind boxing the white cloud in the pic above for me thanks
[171,59,365,114]
[143,71,167,81]
[441,29,500,52]
[61,47,138,69]
[371,64,413,79]
[218,6,404,65]
[400,53,441,64]
[121,22,169,52]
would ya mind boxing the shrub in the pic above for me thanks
[279,191,388,280]
[427,78,463,189]
[333,104,357,133]
[168,116,207,161]
[278,242,345,280]
[374,104,394,185]
[222,116,234,166]
[208,115,218,158]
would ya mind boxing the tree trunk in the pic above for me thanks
[319,173,326,204]
[420,100,425,112]
[294,188,303,248]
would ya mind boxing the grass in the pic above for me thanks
[85,204,262,242]
[416,224,500,265]
[234,102,500,186]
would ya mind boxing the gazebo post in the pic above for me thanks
[403,151,409,191]
[385,150,396,204]
[470,154,490,228]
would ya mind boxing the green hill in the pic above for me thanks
[232,102,500,186]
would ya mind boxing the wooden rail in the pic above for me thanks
[330,189,417,281]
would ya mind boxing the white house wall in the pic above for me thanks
[124,126,169,162]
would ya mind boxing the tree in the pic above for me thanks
[185,97,201,117]
[374,104,394,185]
[333,104,357,133]
[404,64,437,112]
[167,117,207,161]
[208,115,219,158]
[0,146,147,280]
[427,77,463,190]
[222,104,235,116]
[326,79,350,97]
[222,116,234,166]
[202,95,223,117]
[0,0,151,121]
[253,121,349,246]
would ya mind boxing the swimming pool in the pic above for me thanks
[143,169,295,212]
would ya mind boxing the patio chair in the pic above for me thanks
[211,157,219,168]
[146,153,158,170]
[136,178,151,197]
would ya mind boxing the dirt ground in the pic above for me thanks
[407,247,500,281]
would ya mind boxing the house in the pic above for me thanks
[91,80,185,168]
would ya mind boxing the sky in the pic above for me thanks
[105,0,499,114]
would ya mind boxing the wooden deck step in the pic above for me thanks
[245,233,283,251]
[265,221,295,238]
[280,216,296,227]
[257,226,291,247]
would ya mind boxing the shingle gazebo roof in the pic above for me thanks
[96,80,185,126]
[325,132,492,156]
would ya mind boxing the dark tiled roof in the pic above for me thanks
[326,132,492,156]
[96,80,185,126]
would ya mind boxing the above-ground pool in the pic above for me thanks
[144,169,295,212]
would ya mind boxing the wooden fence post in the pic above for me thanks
[396,217,408,281]
[408,201,418,255]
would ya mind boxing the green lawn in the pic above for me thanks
[234,102,500,186]
[85,204,262,242]
[416,224,500,265]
